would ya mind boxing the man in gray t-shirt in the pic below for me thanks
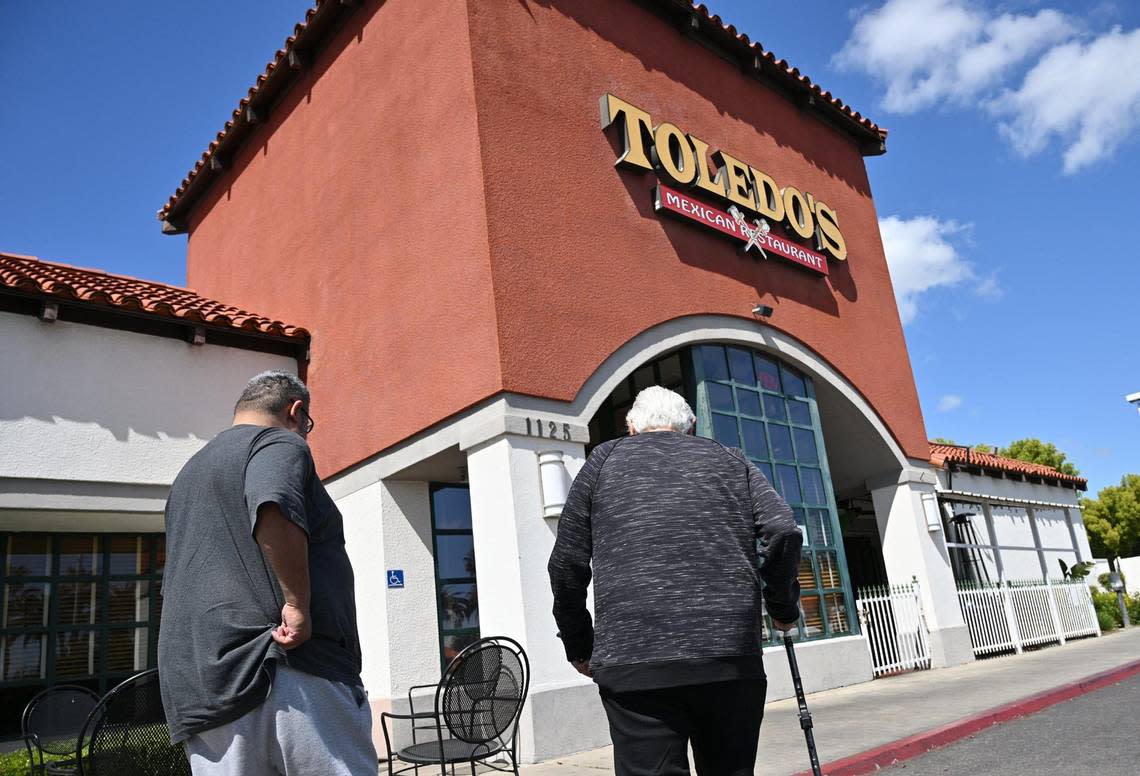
[158,371,376,775]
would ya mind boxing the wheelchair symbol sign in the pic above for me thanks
[387,570,405,589]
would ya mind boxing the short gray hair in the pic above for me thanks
[234,371,309,415]
[626,386,696,433]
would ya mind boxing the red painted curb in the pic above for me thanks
[790,658,1140,776]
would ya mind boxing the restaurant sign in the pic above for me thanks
[601,93,847,273]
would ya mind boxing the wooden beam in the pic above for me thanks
[161,218,186,235]
[287,49,305,71]
[190,326,206,346]
[208,155,225,172]
[245,105,261,124]
[39,301,58,322]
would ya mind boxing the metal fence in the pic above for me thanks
[957,580,1100,658]
[856,581,932,677]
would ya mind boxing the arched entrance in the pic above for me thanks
[585,341,858,646]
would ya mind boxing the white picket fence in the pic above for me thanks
[957,580,1100,657]
[856,581,932,677]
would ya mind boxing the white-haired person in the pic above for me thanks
[548,385,802,776]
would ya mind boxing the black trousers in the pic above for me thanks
[599,678,767,776]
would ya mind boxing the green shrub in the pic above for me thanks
[1098,608,1118,633]
[1091,589,1124,629]
[1129,594,1140,624]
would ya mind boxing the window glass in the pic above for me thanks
[793,428,818,465]
[59,537,99,576]
[736,389,761,418]
[776,465,801,504]
[6,537,50,577]
[801,595,824,638]
[825,593,850,633]
[807,509,832,547]
[801,468,827,506]
[763,394,786,422]
[106,628,148,674]
[756,461,774,485]
[658,354,683,387]
[108,537,142,575]
[56,583,99,626]
[727,347,756,385]
[435,536,476,580]
[700,345,730,381]
[3,635,43,681]
[712,414,740,448]
[740,419,768,459]
[107,581,149,624]
[788,399,812,426]
[431,487,473,531]
[768,424,794,461]
[633,365,655,391]
[438,584,479,630]
[753,354,781,392]
[707,382,734,412]
[442,633,480,666]
[818,551,842,588]
[3,583,47,628]
[54,631,98,679]
[780,365,808,397]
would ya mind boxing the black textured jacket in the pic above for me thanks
[548,431,802,672]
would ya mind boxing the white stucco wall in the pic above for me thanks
[0,311,296,489]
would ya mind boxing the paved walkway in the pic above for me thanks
[520,627,1140,776]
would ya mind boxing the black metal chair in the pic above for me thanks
[76,669,190,776]
[22,685,100,775]
[381,636,530,776]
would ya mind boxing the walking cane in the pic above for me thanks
[783,632,823,776]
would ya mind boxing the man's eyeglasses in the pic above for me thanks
[297,405,315,434]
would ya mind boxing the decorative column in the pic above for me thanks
[868,466,975,668]
[464,428,609,763]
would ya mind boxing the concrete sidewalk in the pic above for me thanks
[521,627,1140,776]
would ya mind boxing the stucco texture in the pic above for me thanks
[184,0,928,476]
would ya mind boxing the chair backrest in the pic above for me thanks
[438,636,529,745]
[23,685,100,757]
[78,669,190,776]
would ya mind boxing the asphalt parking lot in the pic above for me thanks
[878,673,1140,775]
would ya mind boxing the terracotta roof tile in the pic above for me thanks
[157,0,886,224]
[929,443,1087,489]
[0,252,309,341]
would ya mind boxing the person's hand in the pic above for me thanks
[572,659,592,677]
[273,602,311,649]
[772,619,797,633]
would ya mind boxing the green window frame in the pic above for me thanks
[428,485,480,671]
[692,344,857,645]
[0,532,165,735]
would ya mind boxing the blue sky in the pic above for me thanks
[2,1,1137,494]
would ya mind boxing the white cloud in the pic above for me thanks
[834,0,1072,113]
[837,1,1140,172]
[990,26,1140,173]
[938,394,964,412]
[879,215,982,324]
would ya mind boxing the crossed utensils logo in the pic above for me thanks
[728,206,771,259]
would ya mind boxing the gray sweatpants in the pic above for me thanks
[184,664,377,775]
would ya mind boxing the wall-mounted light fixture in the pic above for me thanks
[752,303,774,318]
[920,491,943,532]
[538,451,570,518]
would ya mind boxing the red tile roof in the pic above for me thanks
[0,252,309,340]
[929,443,1087,489]
[157,0,887,226]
